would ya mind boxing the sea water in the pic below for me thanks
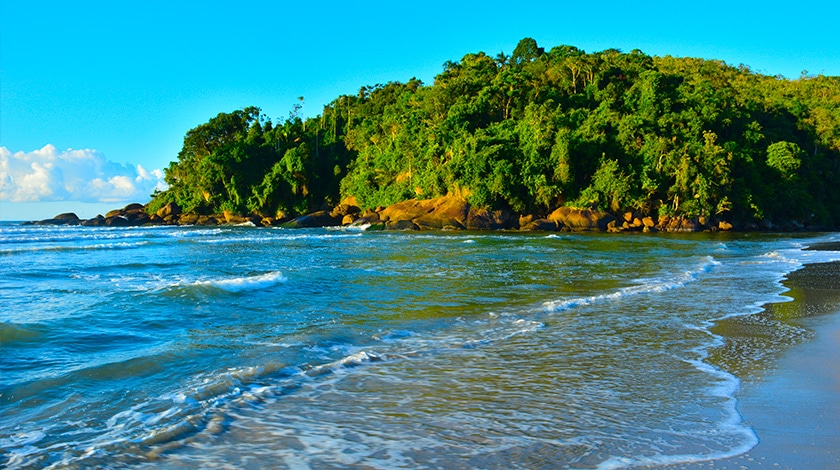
[2,223,839,469]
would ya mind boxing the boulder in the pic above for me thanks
[718,221,733,231]
[520,219,559,231]
[196,216,219,226]
[386,219,420,230]
[156,202,182,219]
[342,214,358,225]
[54,213,80,221]
[360,210,381,223]
[330,204,361,218]
[379,196,469,230]
[466,207,515,230]
[81,215,105,226]
[547,207,616,231]
[282,210,342,228]
[105,216,129,227]
[178,213,200,225]
[105,209,123,218]
[123,203,145,212]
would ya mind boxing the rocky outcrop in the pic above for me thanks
[282,210,343,228]
[547,207,616,231]
[155,202,182,219]
[18,198,759,233]
[379,197,469,230]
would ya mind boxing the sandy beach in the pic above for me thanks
[670,256,840,469]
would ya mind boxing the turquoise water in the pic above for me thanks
[2,224,839,469]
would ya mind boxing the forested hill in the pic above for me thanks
[149,38,840,228]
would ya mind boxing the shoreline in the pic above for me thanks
[674,258,840,469]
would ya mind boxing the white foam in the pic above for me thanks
[543,256,719,312]
[187,271,287,293]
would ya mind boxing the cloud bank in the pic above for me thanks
[0,145,167,203]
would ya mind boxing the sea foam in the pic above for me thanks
[542,256,719,312]
[186,271,287,293]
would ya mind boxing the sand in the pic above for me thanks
[668,260,840,469]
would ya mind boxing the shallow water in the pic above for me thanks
[2,224,839,469]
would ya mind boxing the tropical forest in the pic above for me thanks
[148,38,840,229]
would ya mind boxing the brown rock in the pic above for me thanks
[718,221,733,231]
[642,217,655,228]
[342,214,358,225]
[379,196,469,231]
[123,203,145,212]
[106,209,123,218]
[156,202,182,218]
[466,207,515,230]
[520,219,558,231]
[330,204,361,218]
[547,207,616,231]
[386,219,420,230]
[178,213,200,225]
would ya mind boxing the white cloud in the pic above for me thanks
[0,144,168,203]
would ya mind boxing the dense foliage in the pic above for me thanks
[151,39,840,227]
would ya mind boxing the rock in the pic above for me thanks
[105,216,129,227]
[81,215,105,226]
[261,217,277,227]
[386,219,420,230]
[342,214,358,225]
[282,210,342,228]
[54,213,80,221]
[518,214,536,228]
[33,217,77,226]
[642,217,655,228]
[222,211,260,225]
[123,203,145,212]
[330,204,361,218]
[520,219,559,231]
[466,207,515,230]
[196,216,219,226]
[547,207,616,231]
[718,221,733,231]
[360,210,381,223]
[156,202,182,218]
[178,213,200,225]
[379,196,469,230]
[105,209,123,218]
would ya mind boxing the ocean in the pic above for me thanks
[2,223,839,469]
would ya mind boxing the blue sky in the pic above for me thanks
[2,0,839,220]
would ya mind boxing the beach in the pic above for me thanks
[673,256,840,469]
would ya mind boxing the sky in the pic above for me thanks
[2,0,839,220]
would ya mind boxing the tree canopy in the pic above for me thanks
[150,38,840,228]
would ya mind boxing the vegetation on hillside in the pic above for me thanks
[149,38,840,228]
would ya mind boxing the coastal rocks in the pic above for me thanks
[282,210,342,228]
[547,207,616,231]
[465,207,515,231]
[156,202,181,219]
[519,218,560,231]
[379,196,469,230]
[30,212,81,226]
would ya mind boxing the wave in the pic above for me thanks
[542,256,719,312]
[177,271,287,293]
[0,241,150,254]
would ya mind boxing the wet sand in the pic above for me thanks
[670,258,840,469]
